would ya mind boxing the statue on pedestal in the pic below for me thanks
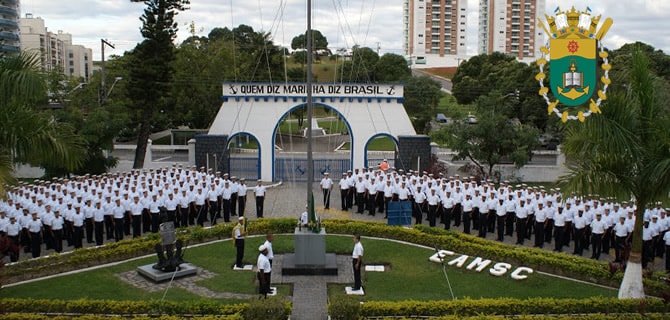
[152,222,185,272]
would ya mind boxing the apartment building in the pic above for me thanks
[19,13,92,80]
[403,0,468,67]
[0,0,20,54]
[479,0,546,60]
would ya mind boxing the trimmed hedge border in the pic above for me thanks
[2,298,246,315]
[358,297,670,316]
[2,315,242,320]
[4,314,670,320]
[1,298,291,319]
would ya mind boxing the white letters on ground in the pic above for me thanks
[429,250,534,280]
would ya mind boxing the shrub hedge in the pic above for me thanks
[2,315,242,320]
[1,298,245,315]
[358,297,670,317]
[3,314,670,320]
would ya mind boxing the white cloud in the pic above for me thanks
[23,0,670,61]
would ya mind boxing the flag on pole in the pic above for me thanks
[310,193,316,224]
[309,193,320,233]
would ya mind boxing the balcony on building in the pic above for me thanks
[0,17,18,29]
[0,4,18,16]
[0,30,19,41]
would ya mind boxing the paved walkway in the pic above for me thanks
[272,254,354,320]
[116,267,255,300]
[113,253,354,320]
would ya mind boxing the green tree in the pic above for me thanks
[40,67,128,176]
[403,76,443,133]
[291,29,330,58]
[558,49,670,298]
[374,53,411,82]
[286,67,306,82]
[0,52,85,188]
[172,37,230,129]
[452,53,551,130]
[128,0,189,168]
[337,46,379,82]
[610,42,670,82]
[217,24,285,82]
[292,50,307,66]
[432,92,539,180]
[45,106,127,176]
[170,25,287,129]
[451,52,524,105]
[207,27,229,41]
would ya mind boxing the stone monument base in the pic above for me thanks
[281,253,338,275]
[137,262,198,282]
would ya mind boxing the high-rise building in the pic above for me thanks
[19,13,92,80]
[67,44,92,81]
[0,0,21,55]
[403,0,468,67]
[479,0,546,60]
[54,31,93,80]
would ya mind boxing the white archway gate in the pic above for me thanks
[207,82,416,181]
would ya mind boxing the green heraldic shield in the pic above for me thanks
[550,38,597,107]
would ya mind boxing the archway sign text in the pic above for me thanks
[223,83,403,99]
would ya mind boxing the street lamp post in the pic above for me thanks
[493,90,520,116]
[107,77,123,97]
[100,39,115,106]
[67,82,87,95]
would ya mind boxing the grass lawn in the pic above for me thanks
[340,137,396,151]
[1,255,210,301]
[229,137,259,149]
[278,122,302,135]
[327,235,616,301]
[318,119,349,134]
[2,235,615,303]
[286,59,343,83]
[435,94,476,119]
[313,60,341,82]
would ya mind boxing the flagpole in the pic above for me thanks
[306,0,314,224]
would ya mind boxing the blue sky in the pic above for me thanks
[21,0,670,60]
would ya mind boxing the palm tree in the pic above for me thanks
[558,49,670,298]
[0,52,85,193]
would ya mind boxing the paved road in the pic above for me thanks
[412,69,453,92]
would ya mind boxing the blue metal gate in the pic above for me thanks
[275,158,351,182]
[229,157,260,181]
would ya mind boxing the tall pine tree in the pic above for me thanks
[129,0,189,168]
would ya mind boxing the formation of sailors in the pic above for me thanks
[0,165,268,262]
[2,164,669,272]
[337,167,670,269]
